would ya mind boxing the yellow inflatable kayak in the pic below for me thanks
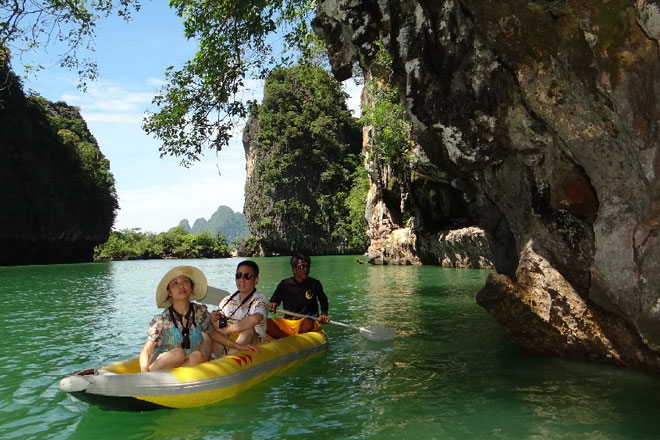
[59,331,328,411]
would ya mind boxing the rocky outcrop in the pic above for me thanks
[367,225,493,267]
[313,1,660,371]
[417,227,494,269]
[363,147,494,267]
[0,50,117,265]
[242,65,363,255]
[363,123,494,266]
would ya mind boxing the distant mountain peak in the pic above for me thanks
[178,219,192,232]
[177,205,250,243]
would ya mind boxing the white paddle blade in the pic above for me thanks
[359,325,396,342]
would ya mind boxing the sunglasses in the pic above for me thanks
[235,272,255,280]
[295,264,310,270]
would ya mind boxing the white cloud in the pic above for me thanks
[146,77,166,88]
[82,112,146,124]
[114,145,247,233]
[61,82,155,112]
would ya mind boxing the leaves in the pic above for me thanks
[359,41,412,165]
[143,0,320,165]
[95,226,233,260]
[1,0,141,89]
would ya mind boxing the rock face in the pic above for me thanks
[360,69,493,267]
[0,50,117,265]
[313,1,660,371]
[364,140,494,267]
[242,66,363,256]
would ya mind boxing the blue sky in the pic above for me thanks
[16,1,361,233]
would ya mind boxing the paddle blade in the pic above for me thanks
[359,325,396,342]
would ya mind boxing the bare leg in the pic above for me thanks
[183,350,206,367]
[267,318,289,340]
[298,318,316,334]
[148,348,186,371]
[228,328,259,354]
[200,332,212,361]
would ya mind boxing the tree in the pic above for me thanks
[95,227,231,260]
[2,0,322,163]
[1,0,141,89]
[142,0,320,166]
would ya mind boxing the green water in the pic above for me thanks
[2,256,660,439]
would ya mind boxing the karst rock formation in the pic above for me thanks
[313,0,660,371]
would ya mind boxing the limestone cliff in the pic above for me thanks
[0,51,118,265]
[242,65,363,255]
[313,1,660,371]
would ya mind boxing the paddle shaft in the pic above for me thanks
[205,287,394,340]
[280,309,360,331]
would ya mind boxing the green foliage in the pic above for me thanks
[0,45,118,263]
[95,227,232,260]
[143,0,320,166]
[35,98,119,218]
[95,228,157,260]
[245,64,366,254]
[333,167,369,250]
[1,0,140,89]
[359,41,412,165]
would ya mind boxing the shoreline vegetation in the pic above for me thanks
[94,226,235,261]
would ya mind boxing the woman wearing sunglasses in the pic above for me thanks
[211,260,268,355]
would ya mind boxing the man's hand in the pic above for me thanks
[269,302,278,313]
[235,343,260,353]
[210,309,222,330]
[319,313,329,324]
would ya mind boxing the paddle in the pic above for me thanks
[204,286,231,305]
[203,286,396,341]
[279,309,396,342]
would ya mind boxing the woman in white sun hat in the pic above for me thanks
[139,265,254,372]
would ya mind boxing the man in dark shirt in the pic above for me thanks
[267,254,329,338]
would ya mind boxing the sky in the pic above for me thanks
[16,1,361,233]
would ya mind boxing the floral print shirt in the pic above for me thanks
[147,302,211,355]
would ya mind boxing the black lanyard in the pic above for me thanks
[223,289,256,320]
[168,303,195,349]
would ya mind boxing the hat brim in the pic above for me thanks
[156,266,208,308]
